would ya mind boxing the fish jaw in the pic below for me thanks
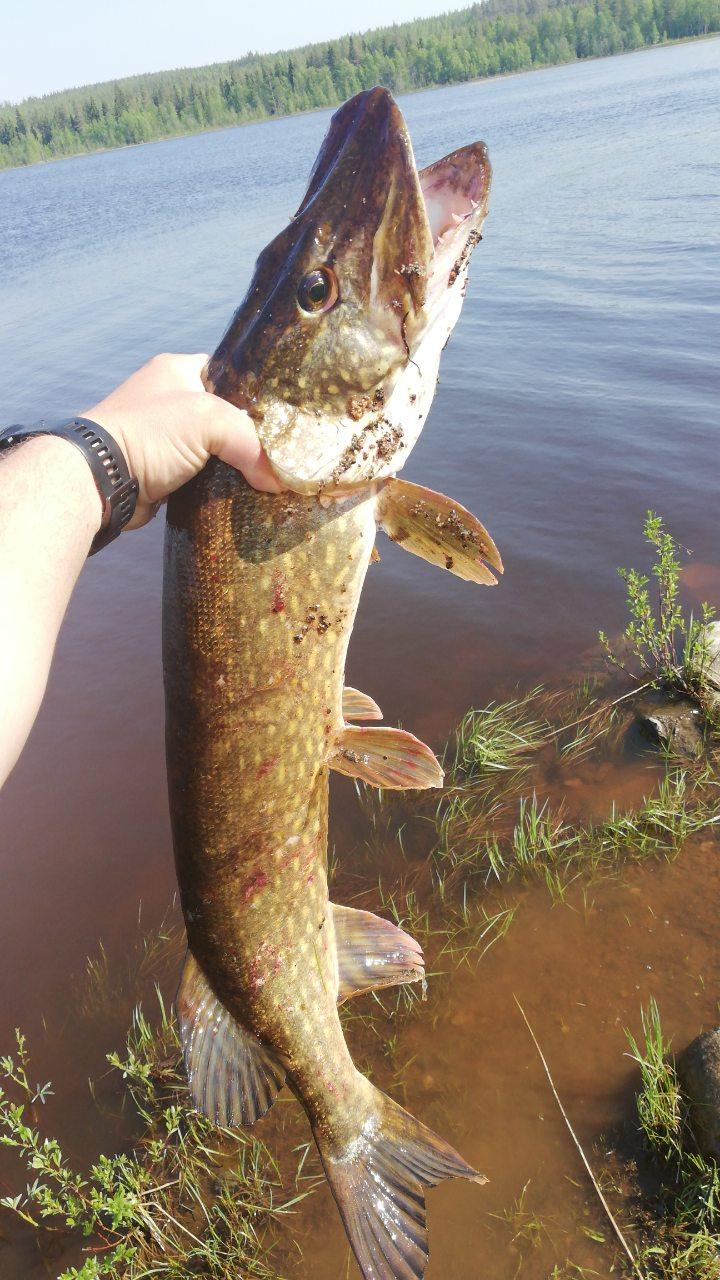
[205,89,491,495]
[316,142,493,494]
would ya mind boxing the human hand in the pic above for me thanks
[83,352,281,528]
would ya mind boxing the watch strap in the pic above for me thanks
[0,417,139,555]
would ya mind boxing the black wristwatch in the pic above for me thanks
[0,417,139,555]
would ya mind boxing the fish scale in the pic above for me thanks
[166,467,378,1144]
[163,86,501,1280]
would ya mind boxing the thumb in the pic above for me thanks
[206,397,283,493]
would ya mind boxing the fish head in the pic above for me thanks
[207,86,491,494]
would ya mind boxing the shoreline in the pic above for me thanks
[1,30,718,176]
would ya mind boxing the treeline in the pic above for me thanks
[1,0,718,169]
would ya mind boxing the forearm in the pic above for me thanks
[0,437,101,786]
[0,352,278,791]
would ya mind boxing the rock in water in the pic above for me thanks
[634,694,703,758]
[677,1029,720,1160]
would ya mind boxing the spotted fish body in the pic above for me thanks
[166,479,377,1132]
[164,88,501,1279]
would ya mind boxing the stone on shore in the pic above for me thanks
[676,1028,720,1160]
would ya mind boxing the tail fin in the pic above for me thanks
[315,1089,486,1280]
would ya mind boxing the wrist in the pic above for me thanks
[12,435,104,537]
[81,402,128,459]
[0,419,139,553]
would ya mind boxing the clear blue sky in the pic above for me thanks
[2,0,459,104]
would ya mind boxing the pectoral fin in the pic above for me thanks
[176,952,286,1128]
[376,477,502,584]
[342,686,383,721]
[332,903,424,1001]
[330,725,443,789]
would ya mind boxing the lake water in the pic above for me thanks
[1,36,719,1279]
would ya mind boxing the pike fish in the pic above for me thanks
[164,86,501,1280]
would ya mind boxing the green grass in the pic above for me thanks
[449,692,548,778]
[75,908,185,1024]
[0,1002,316,1278]
[431,691,719,908]
[626,999,684,1162]
[623,1001,720,1278]
[548,1266,605,1279]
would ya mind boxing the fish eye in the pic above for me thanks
[297,267,338,314]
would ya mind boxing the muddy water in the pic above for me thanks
[292,840,720,1279]
[1,36,720,1279]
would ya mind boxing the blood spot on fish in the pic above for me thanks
[249,939,281,988]
[240,869,270,904]
[271,575,286,613]
[257,754,280,779]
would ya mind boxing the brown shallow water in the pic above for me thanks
[1,37,720,1280]
[295,840,720,1279]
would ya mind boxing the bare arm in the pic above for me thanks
[0,353,279,788]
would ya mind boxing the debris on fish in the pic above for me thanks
[164,86,498,1280]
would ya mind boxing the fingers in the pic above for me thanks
[149,356,282,492]
[87,352,285,500]
[208,398,283,493]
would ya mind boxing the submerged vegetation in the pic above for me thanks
[403,682,717,932]
[2,0,720,169]
[434,694,718,903]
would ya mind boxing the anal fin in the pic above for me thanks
[333,903,425,1001]
[377,477,503,584]
[330,725,443,790]
[342,686,383,721]
[176,951,286,1128]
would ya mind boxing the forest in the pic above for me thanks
[1,0,718,169]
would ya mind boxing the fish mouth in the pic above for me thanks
[418,141,491,319]
[293,86,492,325]
[208,88,491,495]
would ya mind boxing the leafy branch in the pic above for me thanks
[600,512,717,711]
